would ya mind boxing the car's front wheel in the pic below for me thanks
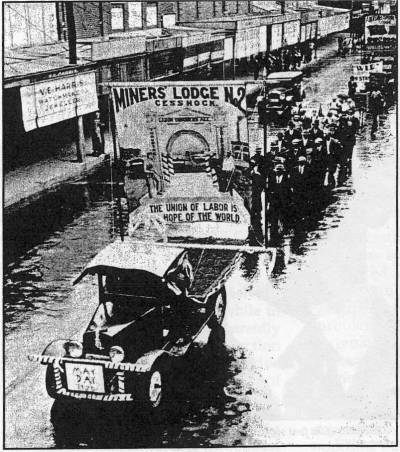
[135,360,169,412]
[46,365,57,399]
[208,287,227,329]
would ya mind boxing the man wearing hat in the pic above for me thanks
[324,130,342,188]
[284,121,301,149]
[269,163,291,213]
[309,119,324,142]
[301,129,314,151]
[251,164,264,219]
[271,132,287,156]
[287,138,305,171]
[250,147,264,170]
[290,155,309,210]
[292,114,303,131]
[313,137,328,189]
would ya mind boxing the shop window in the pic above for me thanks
[128,2,142,29]
[146,4,157,28]
[111,4,124,31]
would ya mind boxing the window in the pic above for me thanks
[111,4,124,31]
[162,14,176,28]
[128,2,142,29]
[146,4,157,28]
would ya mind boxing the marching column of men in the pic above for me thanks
[250,93,360,219]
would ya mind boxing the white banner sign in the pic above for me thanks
[21,72,98,131]
[235,28,260,59]
[365,14,396,44]
[318,13,350,37]
[353,61,384,91]
[270,23,282,51]
[283,20,300,46]
[259,25,267,53]
[146,197,244,224]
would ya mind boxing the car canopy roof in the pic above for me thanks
[74,240,185,284]
[266,71,303,82]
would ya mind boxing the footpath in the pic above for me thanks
[4,154,108,213]
[4,37,340,214]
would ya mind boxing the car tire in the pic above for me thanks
[208,287,227,330]
[136,359,169,413]
[46,365,57,399]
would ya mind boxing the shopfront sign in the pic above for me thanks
[20,71,98,131]
[318,12,350,37]
[353,61,384,91]
[283,20,300,46]
[270,23,283,51]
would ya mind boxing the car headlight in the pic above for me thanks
[64,340,83,358]
[280,94,286,100]
[109,346,125,363]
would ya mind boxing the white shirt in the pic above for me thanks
[276,175,283,184]
[222,156,235,172]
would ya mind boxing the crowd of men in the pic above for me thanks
[250,93,361,218]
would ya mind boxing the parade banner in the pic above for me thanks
[365,14,396,46]
[353,61,384,91]
[110,82,250,177]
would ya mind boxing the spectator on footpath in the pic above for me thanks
[93,111,106,156]
[221,152,236,195]
[348,76,358,99]
[369,85,384,137]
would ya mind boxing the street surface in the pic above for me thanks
[4,47,396,447]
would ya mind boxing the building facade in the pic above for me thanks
[3,1,352,172]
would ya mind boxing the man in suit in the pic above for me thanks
[313,137,327,189]
[271,132,287,158]
[301,129,314,151]
[269,163,291,213]
[284,121,302,148]
[286,138,306,172]
[290,156,309,213]
[309,119,324,142]
[324,130,342,188]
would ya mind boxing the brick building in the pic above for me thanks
[3,1,351,172]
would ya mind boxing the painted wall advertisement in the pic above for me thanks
[111,82,251,178]
[20,71,98,131]
[365,14,396,45]
[352,61,384,91]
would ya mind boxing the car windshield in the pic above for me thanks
[88,270,165,330]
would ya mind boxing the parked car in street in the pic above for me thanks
[263,71,304,123]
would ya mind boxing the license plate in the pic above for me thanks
[65,362,105,393]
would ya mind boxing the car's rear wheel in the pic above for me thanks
[208,287,227,329]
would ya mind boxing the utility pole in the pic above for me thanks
[278,0,286,14]
[65,2,77,65]
[262,80,269,247]
[66,2,85,162]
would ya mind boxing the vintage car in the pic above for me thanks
[29,240,240,411]
[264,71,304,122]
